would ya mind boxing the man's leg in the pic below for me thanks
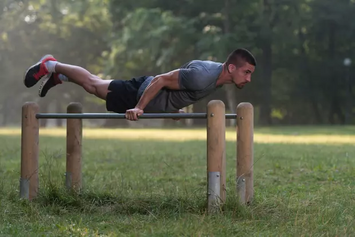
[55,63,112,100]
[24,55,112,100]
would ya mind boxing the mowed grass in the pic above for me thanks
[0,125,355,236]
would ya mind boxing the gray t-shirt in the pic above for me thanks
[138,60,223,112]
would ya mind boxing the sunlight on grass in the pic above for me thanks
[1,126,355,236]
[0,128,354,144]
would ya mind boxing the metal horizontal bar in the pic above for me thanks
[36,113,237,119]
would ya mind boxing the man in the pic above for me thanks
[24,48,256,121]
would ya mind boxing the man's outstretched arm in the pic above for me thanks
[125,70,180,121]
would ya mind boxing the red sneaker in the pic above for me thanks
[24,54,57,88]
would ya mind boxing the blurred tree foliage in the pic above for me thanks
[1,0,354,126]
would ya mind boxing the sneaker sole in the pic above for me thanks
[38,74,51,97]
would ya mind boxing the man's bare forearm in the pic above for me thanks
[135,77,163,110]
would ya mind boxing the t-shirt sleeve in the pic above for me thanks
[178,66,216,91]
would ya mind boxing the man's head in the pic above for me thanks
[225,48,256,89]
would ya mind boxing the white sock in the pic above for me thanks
[44,61,58,73]
[58,74,69,82]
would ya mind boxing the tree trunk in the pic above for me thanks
[2,98,9,126]
[258,0,273,125]
[55,99,63,127]
[299,30,323,124]
[224,86,237,126]
[223,0,237,126]
[39,100,49,128]
[192,98,207,126]
[328,96,345,124]
[310,97,323,124]
[344,67,352,124]
[326,22,344,124]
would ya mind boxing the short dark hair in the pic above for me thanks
[225,48,256,68]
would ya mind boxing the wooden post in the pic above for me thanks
[66,102,83,191]
[207,100,226,214]
[20,102,39,200]
[236,102,254,204]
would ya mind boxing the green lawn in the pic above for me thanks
[0,126,355,236]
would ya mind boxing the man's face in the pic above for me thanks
[228,62,255,89]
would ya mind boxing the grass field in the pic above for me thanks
[0,126,355,236]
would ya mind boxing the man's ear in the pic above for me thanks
[228,64,236,73]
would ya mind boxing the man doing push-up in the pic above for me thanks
[24,48,256,121]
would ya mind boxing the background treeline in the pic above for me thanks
[1,0,354,126]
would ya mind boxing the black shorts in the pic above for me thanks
[105,76,149,113]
